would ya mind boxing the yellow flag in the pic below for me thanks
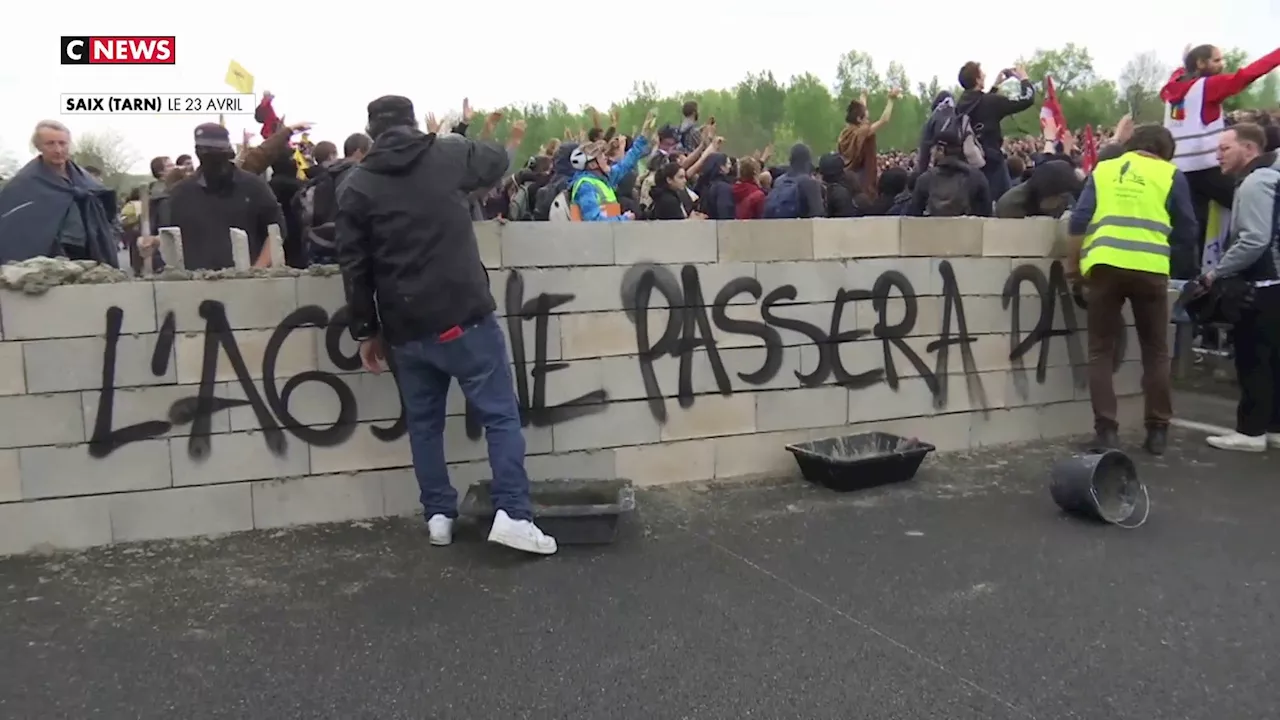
[225,60,254,94]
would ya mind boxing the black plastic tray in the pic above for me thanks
[785,432,935,492]
[459,479,636,545]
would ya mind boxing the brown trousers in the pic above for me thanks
[1085,265,1172,430]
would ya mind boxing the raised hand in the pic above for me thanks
[426,112,442,134]
[462,97,473,123]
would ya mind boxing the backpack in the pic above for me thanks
[925,166,972,217]
[763,175,802,219]
[534,177,571,221]
[508,181,535,221]
[935,103,987,168]
[293,172,338,262]
[548,190,572,222]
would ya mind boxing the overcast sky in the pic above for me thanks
[2,2,1277,174]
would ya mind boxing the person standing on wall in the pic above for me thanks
[335,95,558,555]
[1202,124,1280,453]
[1161,43,1280,272]
[1065,124,1199,455]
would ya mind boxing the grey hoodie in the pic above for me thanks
[1217,151,1280,282]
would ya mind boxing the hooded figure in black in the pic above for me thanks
[336,95,514,346]
[335,95,558,555]
[818,152,859,217]
[995,159,1082,219]
[533,142,579,220]
[693,152,735,219]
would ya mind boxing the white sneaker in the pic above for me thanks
[1206,432,1267,453]
[426,514,454,546]
[487,510,557,555]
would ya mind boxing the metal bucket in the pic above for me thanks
[1049,449,1150,529]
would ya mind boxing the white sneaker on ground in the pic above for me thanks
[426,514,454,546]
[1206,432,1267,453]
[487,510,557,555]
[1269,433,1280,450]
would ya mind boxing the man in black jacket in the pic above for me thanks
[906,131,992,217]
[335,95,557,555]
[956,61,1037,202]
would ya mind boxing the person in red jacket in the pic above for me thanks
[1161,44,1280,252]
[732,157,766,219]
[255,91,283,139]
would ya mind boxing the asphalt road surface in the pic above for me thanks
[1,427,1277,719]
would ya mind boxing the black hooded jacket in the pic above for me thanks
[694,153,735,219]
[818,152,858,217]
[335,127,512,345]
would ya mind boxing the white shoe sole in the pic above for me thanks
[487,527,557,555]
[428,535,452,547]
[1206,439,1267,453]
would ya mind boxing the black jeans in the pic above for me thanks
[1232,284,1280,436]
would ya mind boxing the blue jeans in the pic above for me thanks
[982,152,1012,207]
[391,314,533,521]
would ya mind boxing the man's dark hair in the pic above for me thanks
[343,133,372,157]
[1007,155,1026,179]
[149,156,169,179]
[681,100,698,119]
[175,154,192,166]
[1227,122,1267,151]
[1184,44,1216,74]
[958,61,982,91]
[312,141,337,164]
[845,100,866,125]
[1125,124,1176,160]
[587,127,604,142]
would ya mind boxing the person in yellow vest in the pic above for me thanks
[1065,124,1199,455]
[568,109,657,221]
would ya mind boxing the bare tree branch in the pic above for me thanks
[71,129,139,179]
[1119,51,1169,113]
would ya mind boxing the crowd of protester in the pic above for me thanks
[0,59,1276,274]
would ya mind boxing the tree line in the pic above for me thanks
[480,44,1278,162]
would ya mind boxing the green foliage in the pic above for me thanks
[476,46,1280,168]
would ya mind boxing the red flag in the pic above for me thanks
[1082,124,1098,174]
[1039,75,1069,141]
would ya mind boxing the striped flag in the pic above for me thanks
[1040,75,1068,141]
[1082,125,1098,173]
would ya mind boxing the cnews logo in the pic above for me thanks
[60,36,175,65]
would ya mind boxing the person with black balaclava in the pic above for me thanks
[146,123,283,270]
[336,95,558,555]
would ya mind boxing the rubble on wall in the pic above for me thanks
[0,257,342,295]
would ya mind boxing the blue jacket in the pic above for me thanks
[570,136,649,222]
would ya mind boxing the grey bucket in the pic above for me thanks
[1049,449,1150,529]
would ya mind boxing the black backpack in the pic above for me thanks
[293,171,338,261]
[925,166,972,217]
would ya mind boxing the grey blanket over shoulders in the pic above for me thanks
[0,158,119,266]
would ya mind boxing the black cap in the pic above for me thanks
[193,123,231,150]
[367,95,416,130]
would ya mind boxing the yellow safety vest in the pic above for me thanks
[1081,151,1176,277]
[569,175,621,221]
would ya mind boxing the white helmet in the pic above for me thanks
[569,145,590,171]
[570,141,607,171]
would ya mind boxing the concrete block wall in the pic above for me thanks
[0,218,1145,554]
